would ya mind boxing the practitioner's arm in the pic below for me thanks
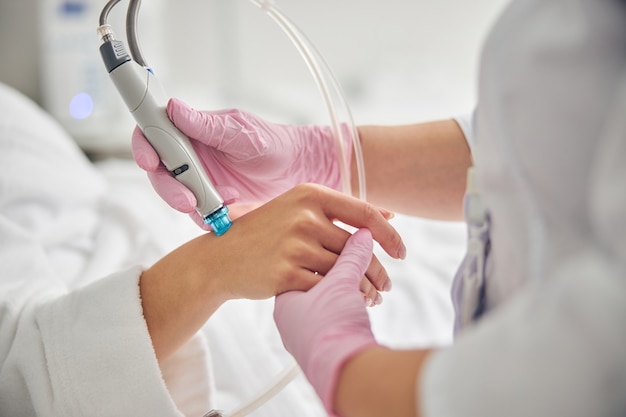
[334,347,431,417]
[354,119,471,221]
[132,100,471,226]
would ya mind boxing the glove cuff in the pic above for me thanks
[302,122,355,194]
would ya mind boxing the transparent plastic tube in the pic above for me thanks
[224,361,301,417]
[249,0,367,200]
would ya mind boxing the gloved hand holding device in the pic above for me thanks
[273,228,380,416]
[132,98,352,229]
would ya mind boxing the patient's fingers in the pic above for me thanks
[365,254,391,293]
[314,218,392,293]
[316,186,406,261]
[359,278,382,307]
[312,245,390,298]
[360,254,389,306]
[299,248,385,306]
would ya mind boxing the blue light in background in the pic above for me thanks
[69,92,94,119]
[59,1,87,16]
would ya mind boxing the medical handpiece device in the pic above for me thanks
[96,5,232,236]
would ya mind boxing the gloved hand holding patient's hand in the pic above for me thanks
[132,98,351,229]
[273,228,380,416]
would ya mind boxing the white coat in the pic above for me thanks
[423,0,626,415]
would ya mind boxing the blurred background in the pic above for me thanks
[0,0,509,157]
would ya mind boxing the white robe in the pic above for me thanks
[0,82,215,417]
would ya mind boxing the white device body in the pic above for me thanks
[108,60,224,219]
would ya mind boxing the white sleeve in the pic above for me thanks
[452,111,475,151]
[420,251,626,417]
[0,216,183,417]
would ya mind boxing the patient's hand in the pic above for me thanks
[139,183,404,361]
[203,183,402,301]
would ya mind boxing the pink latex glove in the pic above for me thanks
[273,228,379,416]
[132,98,352,229]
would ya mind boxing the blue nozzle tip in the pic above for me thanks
[204,206,232,236]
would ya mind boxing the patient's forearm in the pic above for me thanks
[335,347,433,417]
[353,119,471,220]
[139,233,226,363]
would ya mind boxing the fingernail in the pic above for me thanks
[398,244,407,260]
[379,208,395,220]
[383,279,393,292]
[364,297,373,306]
[374,293,383,305]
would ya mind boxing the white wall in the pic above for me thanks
[160,0,510,124]
[0,0,509,153]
